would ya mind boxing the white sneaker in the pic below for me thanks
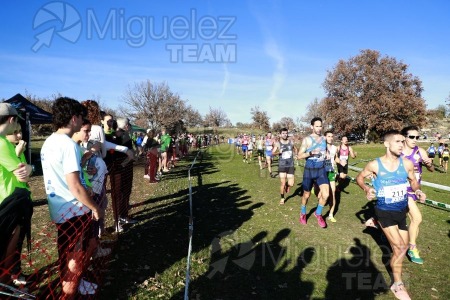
[115,223,124,233]
[93,246,112,259]
[143,174,150,179]
[78,279,97,295]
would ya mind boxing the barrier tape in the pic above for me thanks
[184,149,204,300]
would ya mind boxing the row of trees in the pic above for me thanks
[10,49,449,137]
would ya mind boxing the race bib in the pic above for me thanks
[282,151,292,159]
[383,183,408,204]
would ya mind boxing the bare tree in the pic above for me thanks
[300,98,325,124]
[184,105,203,128]
[250,106,270,130]
[203,106,230,129]
[120,80,187,132]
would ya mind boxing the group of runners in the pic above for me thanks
[235,117,436,300]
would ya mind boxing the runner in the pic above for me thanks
[442,144,449,173]
[272,128,297,205]
[265,132,275,177]
[401,126,434,265]
[437,142,444,168]
[297,117,329,228]
[336,136,357,190]
[241,134,250,163]
[356,130,425,300]
[324,130,339,222]
[247,135,254,163]
[426,143,436,165]
[256,135,265,169]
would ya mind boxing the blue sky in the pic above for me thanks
[1,0,449,124]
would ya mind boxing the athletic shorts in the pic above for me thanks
[428,153,435,158]
[327,171,336,182]
[242,145,248,152]
[278,165,295,175]
[257,149,264,157]
[302,167,329,191]
[374,206,408,231]
[337,163,349,175]
[444,157,449,162]
[265,150,272,158]
[438,153,442,158]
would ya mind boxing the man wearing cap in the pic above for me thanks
[0,103,33,284]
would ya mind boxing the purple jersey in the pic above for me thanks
[401,146,423,200]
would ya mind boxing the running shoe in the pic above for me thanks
[78,279,98,295]
[143,175,150,179]
[390,282,411,300]
[327,216,337,223]
[314,213,327,228]
[299,213,307,225]
[11,274,27,286]
[407,248,424,264]
[119,217,138,224]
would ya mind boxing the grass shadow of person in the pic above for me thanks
[325,238,388,299]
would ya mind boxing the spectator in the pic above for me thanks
[40,97,104,297]
[104,116,136,232]
[159,127,171,173]
[0,103,33,285]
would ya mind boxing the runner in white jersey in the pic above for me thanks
[265,132,275,177]
[324,130,339,222]
[256,135,265,169]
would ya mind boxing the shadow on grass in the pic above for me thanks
[173,228,316,300]
[99,150,262,299]
[325,238,388,299]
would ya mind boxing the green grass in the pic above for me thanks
[25,140,449,299]
[97,143,449,300]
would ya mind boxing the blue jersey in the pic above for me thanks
[305,136,326,168]
[372,157,409,211]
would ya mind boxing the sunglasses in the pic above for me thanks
[407,135,420,140]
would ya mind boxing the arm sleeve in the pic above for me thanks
[104,140,129,153]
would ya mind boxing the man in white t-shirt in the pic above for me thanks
[41,97,104,297]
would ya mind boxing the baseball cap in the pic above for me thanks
[0,103,24,119]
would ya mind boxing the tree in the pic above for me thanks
[203,106,230,130]
[250,106,270,130]
[277,117,296,131]
[184,105,203,128]
[120,80,188,132]
[322,49,427,141]
[300,98,326,124]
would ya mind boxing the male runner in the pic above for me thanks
[265,132,275,177]
[337,136,357,189]
[297,117,329,228]
[241,134,249,163]
[356,130,425,300]
[324,130,339,222]
[272,128,297,204]
[256,135,265,169]
[401,126,433,264]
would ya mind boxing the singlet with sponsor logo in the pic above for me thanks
[372,157,409,211]
[305,136,326,168]
[279,140,294,168]
[326,144,337,171]
[265,138,273,151]
[338,145,349,162]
